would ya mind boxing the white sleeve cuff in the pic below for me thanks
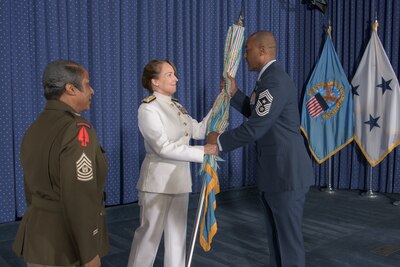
[217,135,223,151]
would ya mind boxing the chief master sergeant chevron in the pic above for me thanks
[207,31,314,267]
[13,60,108,267]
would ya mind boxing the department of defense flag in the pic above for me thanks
[351,26,400,167]
[301,36,354,163]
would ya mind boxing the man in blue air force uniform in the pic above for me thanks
[208,31,314,267]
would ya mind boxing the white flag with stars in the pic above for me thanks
[351,26,400,167]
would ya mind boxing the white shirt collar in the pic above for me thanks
[257,59,276,80]
[153,91,172,102]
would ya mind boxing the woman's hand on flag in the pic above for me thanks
[204,143,218,155]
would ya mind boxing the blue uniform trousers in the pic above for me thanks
[260,188,309,267]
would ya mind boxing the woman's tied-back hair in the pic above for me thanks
[142,59,177,93]
[42,60,86,100]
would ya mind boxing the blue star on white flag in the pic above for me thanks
[351,28,400,166]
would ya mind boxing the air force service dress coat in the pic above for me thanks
[219,61,314,192]
[137,91,210,194]
[13,100,108,266]
[218,61,314,266]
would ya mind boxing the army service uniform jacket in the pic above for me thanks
[219,61,314,192]
[137,91,210,194]
[13,100,108,266]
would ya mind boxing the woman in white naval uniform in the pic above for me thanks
[127,60,217,267]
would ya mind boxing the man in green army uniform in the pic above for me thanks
[13,60,109,267]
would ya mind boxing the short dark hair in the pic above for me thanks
[42,60,87,100]
[142,59,177,93]
[250,31,277,54]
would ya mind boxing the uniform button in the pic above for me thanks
[183,122,187,126]
[185,132,189,136]
[170,103,174,107]
[178,112,181,115]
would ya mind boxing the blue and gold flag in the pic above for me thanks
[198,15,244,252]
[301,35,354,163]
[199,159,220,251]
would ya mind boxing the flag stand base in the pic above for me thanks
[360,189,380,198]
[361,166,379,198]
[319,186,336,194]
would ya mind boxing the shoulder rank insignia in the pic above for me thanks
[142,95,156,103]
[172,97,179,102]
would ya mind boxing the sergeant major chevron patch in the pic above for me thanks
[256,89,273,117]
[76,152,93,181]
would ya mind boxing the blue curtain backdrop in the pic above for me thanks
[0,0,399,223]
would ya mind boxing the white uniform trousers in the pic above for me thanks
[127,191,189,267]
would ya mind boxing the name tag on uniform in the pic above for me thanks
[250,91,256,105]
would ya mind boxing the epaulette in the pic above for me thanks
[142,95,156,103]
[172,97,179,102]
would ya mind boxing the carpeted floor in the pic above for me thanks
[1,186,400,267]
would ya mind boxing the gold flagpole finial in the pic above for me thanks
[372,20,379,32]
[327,25,332,40]
[236,7,244,26]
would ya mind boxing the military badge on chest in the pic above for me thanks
[255,89,273,117]
[172,101,189,115]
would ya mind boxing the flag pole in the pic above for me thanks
[187,10,245,264]
[327,23,332,40]
[320,158,335,193]
[361,165,379,198]
[319,23,335,194]
[187,170,207,267]
[359,19,380,199]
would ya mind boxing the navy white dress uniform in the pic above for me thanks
[218,60,314,267]
[128,91,210,267]
[13,100,108,266]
